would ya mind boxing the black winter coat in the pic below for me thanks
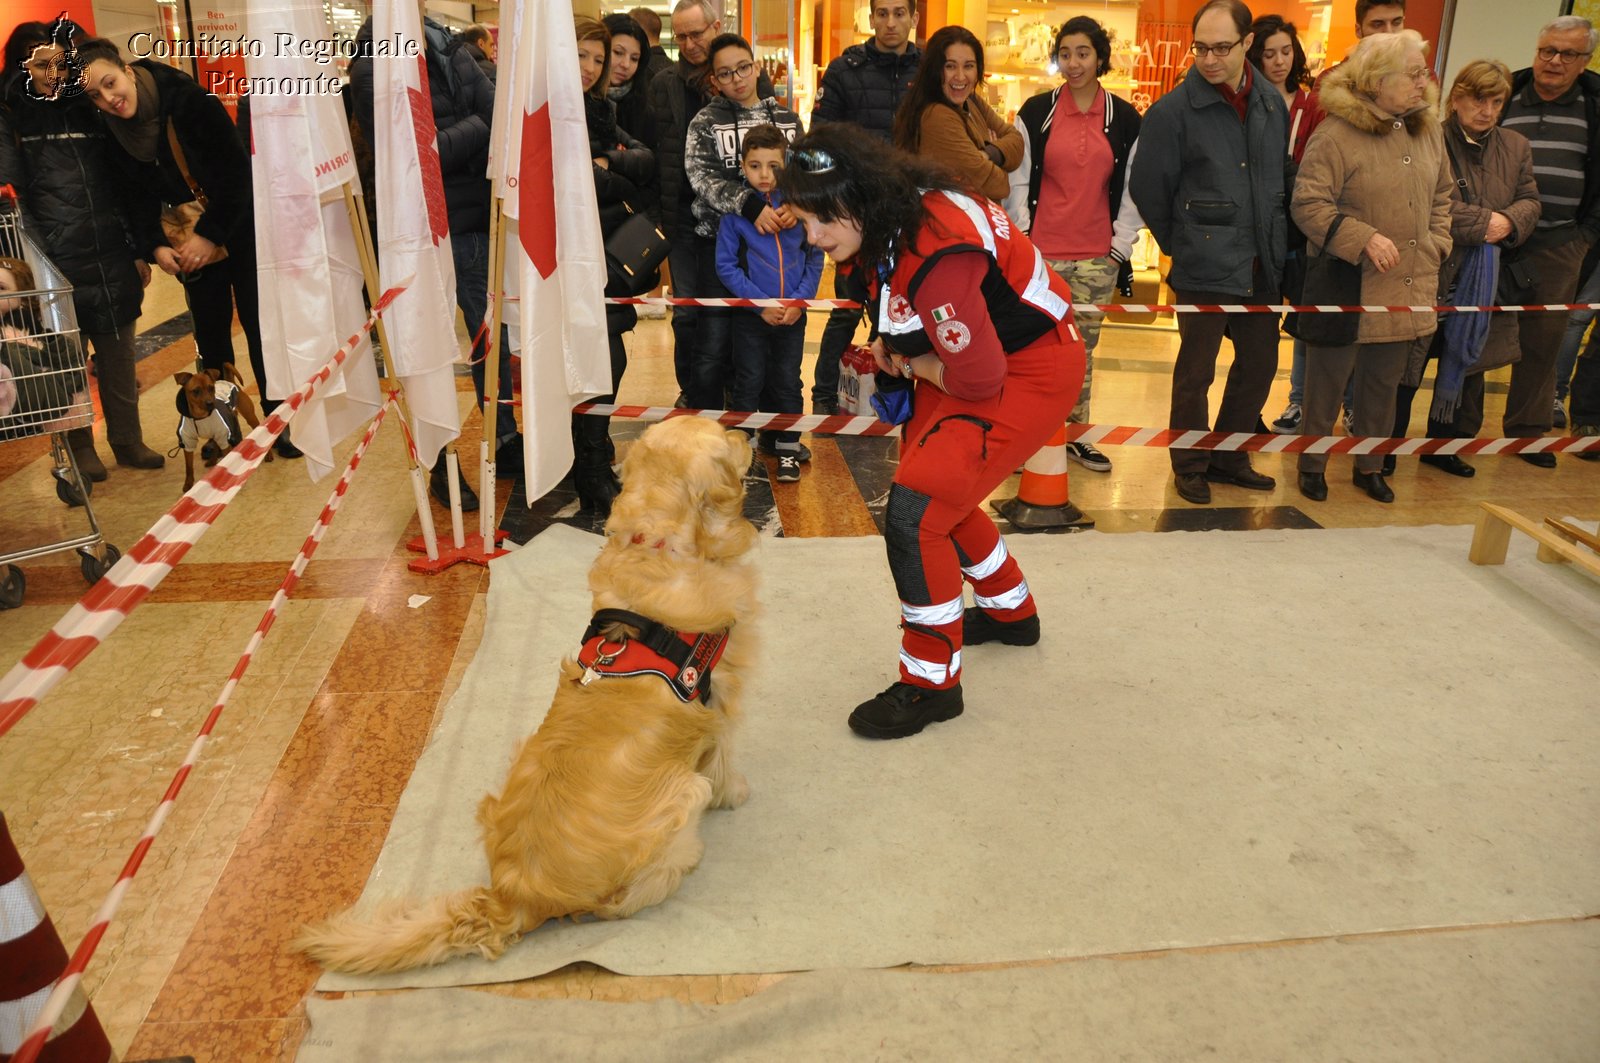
[811,40,921,142]
[0,74,144,333]
[447,38,496,85]
[349,17,496,235]
[589,96,657,326]
[99,60,254,260]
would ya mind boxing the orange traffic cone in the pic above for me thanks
[992,424,1094,531]
[0,815,115,1063]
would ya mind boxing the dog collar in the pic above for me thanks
[575,608,730,704]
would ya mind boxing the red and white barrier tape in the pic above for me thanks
[6,401,395,1063]
[0,285,405,742]
[570,402,1600,456]
[602,295,1600,314]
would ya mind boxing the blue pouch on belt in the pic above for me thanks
[870,374,913,426]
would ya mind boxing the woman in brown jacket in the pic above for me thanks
[1390,59,1541,478]
[893,26,1022,203]
[1290,29,1453,504]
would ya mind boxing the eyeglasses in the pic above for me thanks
[1537,46,1593,65]
[672,24,713,45]
[788,147,837,174]
[1400,67,1430,81]
[713,60,756,84]
[1190,38,1242,58]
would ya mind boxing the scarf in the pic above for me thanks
[608,80,633,102]
[1214,63,1253,123]
[104,65,160,162]
[1433,241,1497,424]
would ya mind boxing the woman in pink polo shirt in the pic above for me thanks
[1005,16,1143,474]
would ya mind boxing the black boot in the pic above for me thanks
[430,455,479,511]
[848,682,964,739]
[571,411,618,517]
[962,607,1040,646]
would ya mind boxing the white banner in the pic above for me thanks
[490,0,610,502]
[247,0,381,481]
[372,0,463,470]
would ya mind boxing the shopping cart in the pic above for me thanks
[0,187,120,609]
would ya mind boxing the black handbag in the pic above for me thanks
[1288,214,1362,346]
[604,203,670,296]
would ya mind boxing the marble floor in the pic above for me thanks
[0,270,1596,1061]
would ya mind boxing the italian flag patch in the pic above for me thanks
[930,303,956,323]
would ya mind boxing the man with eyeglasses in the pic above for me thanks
[1128,0,1288,505]
[648,0,775,406]
[1498,16,1600,464]
[808,0,922,414]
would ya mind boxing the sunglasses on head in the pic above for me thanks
[787,147,837,173]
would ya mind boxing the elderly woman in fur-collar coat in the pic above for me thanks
[1290,29,1452,505]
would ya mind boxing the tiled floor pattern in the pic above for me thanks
[1,274,1596,1059]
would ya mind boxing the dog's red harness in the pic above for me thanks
[575,609,731,704]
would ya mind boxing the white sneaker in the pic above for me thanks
[1271,403,1302,434]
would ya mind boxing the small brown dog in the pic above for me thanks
[293,416,760,974]
[173,363,267,490]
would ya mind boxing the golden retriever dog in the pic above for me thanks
[293,417,759,974]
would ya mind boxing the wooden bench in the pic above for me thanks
[1468,504,1600,582]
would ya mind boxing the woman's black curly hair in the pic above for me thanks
[1246,15,1312,92]
[778,123,973,284]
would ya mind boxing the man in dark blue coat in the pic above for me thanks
[1129,0,1288,505]
[808,0,921,413]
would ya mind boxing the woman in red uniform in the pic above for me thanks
[780,124,1086,739]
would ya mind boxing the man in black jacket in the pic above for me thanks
[350,9,516,509]
[629,7,672,82]
[807,0,921,413]
[1499,16,1600,464]
[647,0,774,403]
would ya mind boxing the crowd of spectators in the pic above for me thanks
[2,0,1596,520]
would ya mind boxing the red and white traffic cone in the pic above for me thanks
[993,423,1095,531]
[0,814,115,1063]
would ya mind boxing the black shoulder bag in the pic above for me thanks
[604,202,670,296]
[1288,213,1362,346]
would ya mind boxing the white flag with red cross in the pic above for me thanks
[372,0,463,470]
[247,0,382,481]
[488,0,610,502]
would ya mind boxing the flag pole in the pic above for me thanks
[480,194,510,547]
[340,180,443,560]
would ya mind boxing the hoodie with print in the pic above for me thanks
[684,94,804,239]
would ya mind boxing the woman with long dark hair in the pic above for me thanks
[0,21,163,477]
[577,16,658,517]
[75,36,299,458]
[892,25,1022,203]
[603,13,657,147]
[780,123,1085,740]
[1248,15,1320,435]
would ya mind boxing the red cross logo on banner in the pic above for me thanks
[409,55,450,246]
[520,105,558,278]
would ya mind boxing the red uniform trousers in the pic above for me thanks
[887,322,1085,689]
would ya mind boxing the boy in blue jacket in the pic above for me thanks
[716,124,823,483]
